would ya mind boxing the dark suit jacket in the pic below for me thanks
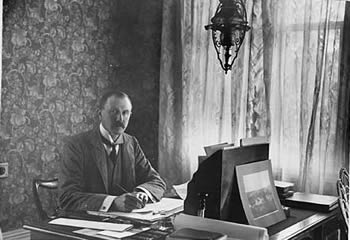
[59,127,166,211]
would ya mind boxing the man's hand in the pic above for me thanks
[135,191,149,206]
[111,193,145,212]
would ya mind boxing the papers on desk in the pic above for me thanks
[88,197,184,223]
[74,227,150,240]
[74,229,116,240]
[49,218,133,232]
[98,228,149,238]
[172,182,189,200]
[132,197,184,213]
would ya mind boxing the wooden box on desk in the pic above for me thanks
[185,143,270,224]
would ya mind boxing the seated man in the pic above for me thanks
[59,90,166,212]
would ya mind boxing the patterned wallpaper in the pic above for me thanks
[0,0,162,231]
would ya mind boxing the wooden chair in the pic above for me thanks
[32,178,59,220]
[336,168,349,234]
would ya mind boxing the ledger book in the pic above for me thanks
[284,192,338,212]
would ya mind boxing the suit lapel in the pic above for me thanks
[88,128,109,193]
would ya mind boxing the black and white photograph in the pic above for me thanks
[0,0,348,239]
[243,170,278,219]
[236,160,286,227]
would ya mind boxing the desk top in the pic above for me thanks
[24,208,339,240]
[24,220,173,240]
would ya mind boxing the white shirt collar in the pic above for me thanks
[99,123,123,143]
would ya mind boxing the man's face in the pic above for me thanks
[100,95,132,138]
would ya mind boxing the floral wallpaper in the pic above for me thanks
[0,0,162,231]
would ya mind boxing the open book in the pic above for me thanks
[88,198,184,223]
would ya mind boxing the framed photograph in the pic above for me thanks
[236,160,286,227]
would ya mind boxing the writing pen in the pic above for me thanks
[115,183,147,207]
[152,210,166,215]
[115,183,129,194]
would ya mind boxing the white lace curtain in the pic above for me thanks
[159,0,348,195]
[269,0,347,194]
[0,0,3,118]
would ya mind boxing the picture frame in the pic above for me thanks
[236,159,286,227]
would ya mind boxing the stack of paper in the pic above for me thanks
[88,197,184,223]
[132,197,183,214]
[74,227,150,239]
[173,182,189,200]
[49,218,133,232]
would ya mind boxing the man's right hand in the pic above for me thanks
[111,193,145,212]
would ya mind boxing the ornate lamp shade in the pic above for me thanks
[205,0,250,73]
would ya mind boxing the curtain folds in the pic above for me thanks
[269,0,346,195]
[337,2,350,174]
[0,0,2,117]
[159,0,348,195]
[159,0,236,185]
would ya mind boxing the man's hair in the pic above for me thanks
[99,89,132,110]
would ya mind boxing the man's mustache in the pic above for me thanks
[114,121,125,128]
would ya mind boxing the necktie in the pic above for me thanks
[100,135,117,165]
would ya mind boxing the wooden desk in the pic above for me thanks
[24,216,173,240]
[269,208,343,240]
[24,223,93,240]
[24,208,344,240]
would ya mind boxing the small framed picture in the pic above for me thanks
[236,160,286,227]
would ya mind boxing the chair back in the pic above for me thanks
[32,178,59,220]
[336,168,349,234]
